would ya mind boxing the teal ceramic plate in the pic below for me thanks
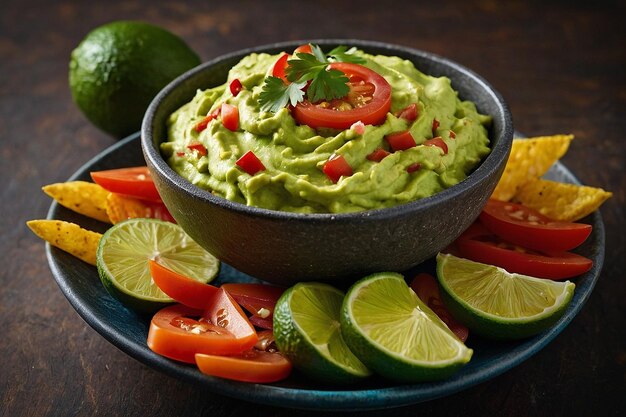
[46,133,604,411]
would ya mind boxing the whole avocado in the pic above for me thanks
[69,21,201,138]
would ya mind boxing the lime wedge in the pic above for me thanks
[273,282,371,384]
[436,253,575,339]
[96,218,220,313]
[340,272,472,383]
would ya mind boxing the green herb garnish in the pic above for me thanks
[259,44,366,113]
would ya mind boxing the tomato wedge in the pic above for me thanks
[195,349,292,383]
[456,222,593,279]
[410,273,469,342]
[203,288,258,348]
[221,283,285,319]
[479,199,592,252]
[147,304,241,363]
[91,167,161,202]
[148,260,219,310]
[292,62,392,129]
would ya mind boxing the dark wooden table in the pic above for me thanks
[2,1,624,416]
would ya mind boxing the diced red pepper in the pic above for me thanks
[395,103,418,122]
[406,162,422,173]
[187,142,207,157]
[236,151,265,175]
[221,103,239,131]
[193,107,221,133]
[230,79,243,97]
[424,137,448,154]
[323,154,353,183]
[386,130,416,151]
[367,148,391,162]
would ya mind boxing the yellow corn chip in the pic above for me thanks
[27,220,102,265]
[491,134,574,201]
[513,178,612,222]
[106,193,155,224]
[42,181,111,223]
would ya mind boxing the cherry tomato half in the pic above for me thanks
[292,62,392,129]
[410,273,469,342]
[203,288,258,347]
[456,223,593,280]
[91,166,161,202]
[479,199,592,252]
[148,260,219,310]
[147,304,241,363]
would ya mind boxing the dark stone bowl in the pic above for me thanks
[141,39,513,285]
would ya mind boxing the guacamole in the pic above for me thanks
[161,51,491,213]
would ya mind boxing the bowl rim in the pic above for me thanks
[142,39,513,223]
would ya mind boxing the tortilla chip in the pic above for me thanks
[27,219,102,265]
[491,134,574,201]
[42,181,111,223]
[513,178,612,222]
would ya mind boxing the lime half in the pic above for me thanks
[340,272,472,383]
[436,253,575,340]
[96,218,220,313]
[273,282,371,384]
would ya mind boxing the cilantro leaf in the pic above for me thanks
[285,53,326,82]
[310,44,328,63]
[259,76,306,113]
[327,46,366,64]
[307,69,350,103]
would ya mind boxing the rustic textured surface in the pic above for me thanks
[1,1,624,416]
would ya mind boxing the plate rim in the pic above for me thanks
[45,132,605,411]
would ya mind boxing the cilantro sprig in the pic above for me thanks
[259,44,366,113]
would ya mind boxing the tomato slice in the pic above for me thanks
[148,260,219,310]
[271,52,290,82]
[479,199,592,252]
[91,167,161,203]
[410,273,469,342]
[456,222,593,279]
[221,283,285,318]
[147,304,242,363]
[203,288,258,348]
[292,62,392,129]
[195,349,292,383]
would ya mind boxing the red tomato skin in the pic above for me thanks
[424,137,448,154]
[91,167,161,203]
[323,154,353,183]
[292,62,392,129]
[293,44,313,54]
[479,199,592,252]
[386,130,416,151]
[147,304,240,363]
[221,283,284,317]
[410,273,469,342]
[249,315,274,330]
[236,151,265,176]
[457,229,593,279]
[195,350,292,383]
[221,103,239,131]
[148,260,219,310]
[271,53,290,82]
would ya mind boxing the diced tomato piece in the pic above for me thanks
[323,154,353,183]
[193,107,221,133]
[449,130,456,139]
[221,103,239,131]
[350,121,365,135]
[386,130,416,151]
[432,118,440,133]
[229,78,243,96]
[187,142,207,157]
[367,148,391,162]
[236,151,265,176]
[406,162,422,173]
[395,103,418,122]
[424,137,448,154]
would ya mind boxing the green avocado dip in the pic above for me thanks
[160,49,491,213]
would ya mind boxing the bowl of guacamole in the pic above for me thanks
[142,40,513,284]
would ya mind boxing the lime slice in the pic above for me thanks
[340,272,472,383]
[96,218,220,313]
[436,253,575,340]
[273,282,371,384]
